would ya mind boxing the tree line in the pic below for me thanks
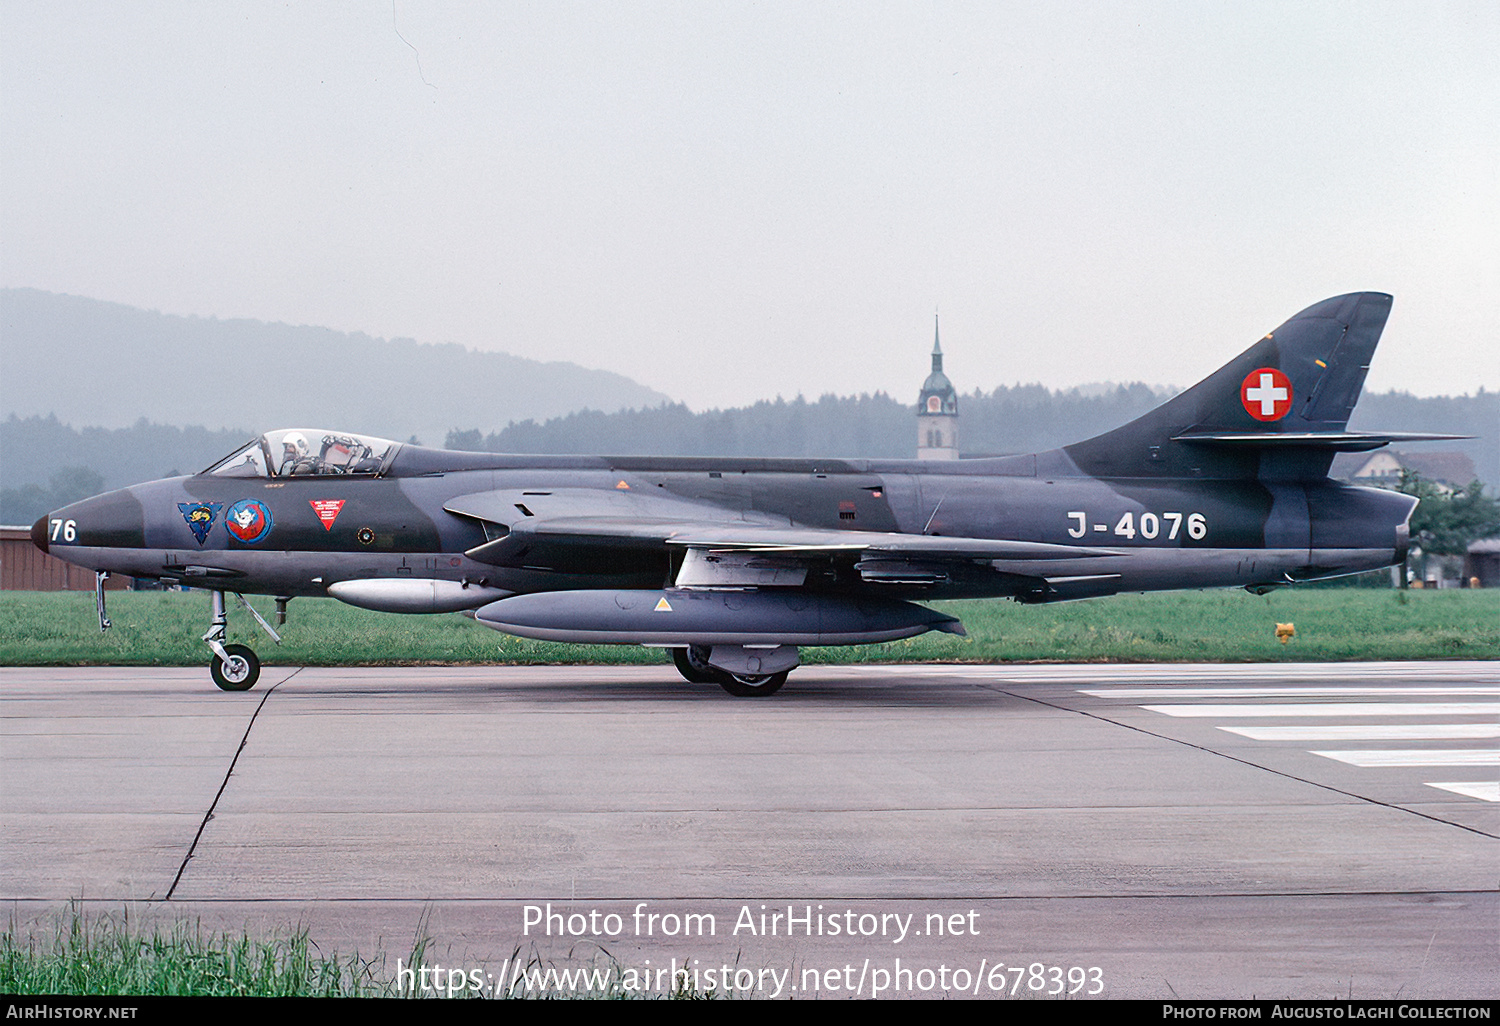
[3,386,1493,536]
[444,385,1495,483]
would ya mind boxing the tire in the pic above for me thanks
[671,646,723,684]
[211,644,260,691]
[716,671,789,698]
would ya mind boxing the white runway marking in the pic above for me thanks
[1141,702,1498,718]
[1083,687,1500,698]
[1220,724,1500,741]
[903,662,1499,684]
[1425,782,1500,802]
[1311,749,1498,768]
[1090,682,1498,803]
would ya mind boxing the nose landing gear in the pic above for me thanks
[203,590,279,691]
[210,644,260,691]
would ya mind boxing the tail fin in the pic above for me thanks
[1065,292,1395,480]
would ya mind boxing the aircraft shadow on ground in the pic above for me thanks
[269,671,1037,709]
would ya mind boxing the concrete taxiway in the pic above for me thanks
[2,662,1495,999]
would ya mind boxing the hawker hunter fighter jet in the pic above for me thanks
[33,293,1457,695]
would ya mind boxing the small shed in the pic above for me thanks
[0,525,132,591]
[1465,538,1500,589]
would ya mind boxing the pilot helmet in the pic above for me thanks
[282,432,309,463]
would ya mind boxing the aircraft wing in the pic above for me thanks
[445,488,1118,576]
[672,525,1115,560]
[444,486,769,526]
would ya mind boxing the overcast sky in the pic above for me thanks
[3,2,1496,412]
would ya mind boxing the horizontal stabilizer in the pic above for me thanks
[1172,430,1471,453]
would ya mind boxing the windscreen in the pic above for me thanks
[205,430,398,477]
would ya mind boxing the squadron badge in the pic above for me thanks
[177,502,222,546]
[225,499,274,544]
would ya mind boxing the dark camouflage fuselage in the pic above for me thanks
[34,292,1426,623]
[37,440,1413,603]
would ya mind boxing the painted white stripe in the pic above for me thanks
[1081,687,1500,698]
[1426,782,1500,802]
[1141,702,1499,718]
[1311,749,1499,768]
[879,664,1498,685]
[1220,724,1500,741]
[917,663,1498,674]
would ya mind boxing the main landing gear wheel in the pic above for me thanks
[211,644,260,691]
[671,646,722,685]
[716,671,789,698]
[673,644,792,696]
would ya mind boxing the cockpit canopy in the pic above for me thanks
[204,429,400,478]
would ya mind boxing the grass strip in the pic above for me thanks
[1,906,385,997]
[1,906,717,999]
[2,586,1496,666]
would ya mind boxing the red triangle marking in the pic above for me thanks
[309,499,346,530]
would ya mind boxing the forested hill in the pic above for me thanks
[3,338,1493,527]
[0,289,670,448]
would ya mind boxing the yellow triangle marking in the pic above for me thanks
[654,597,672,612]
[616,480,630,490]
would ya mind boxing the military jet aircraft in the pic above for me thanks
[32,292,1460,696]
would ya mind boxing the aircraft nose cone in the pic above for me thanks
[31,514,49,553]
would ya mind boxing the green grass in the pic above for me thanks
[1,586,1496,666]
[0,905,718,998]
[812,586,1500,663]
[0,906,386,997]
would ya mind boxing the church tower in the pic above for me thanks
[916,315,959,460]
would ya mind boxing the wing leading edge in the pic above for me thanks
[445,489,1120,574]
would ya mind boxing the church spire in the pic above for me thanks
[917,313,959,459]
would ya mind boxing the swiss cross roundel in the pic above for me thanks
[1240,367,1293,421]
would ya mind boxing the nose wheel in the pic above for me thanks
[203,590,278,691]
[211,644,260,691]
